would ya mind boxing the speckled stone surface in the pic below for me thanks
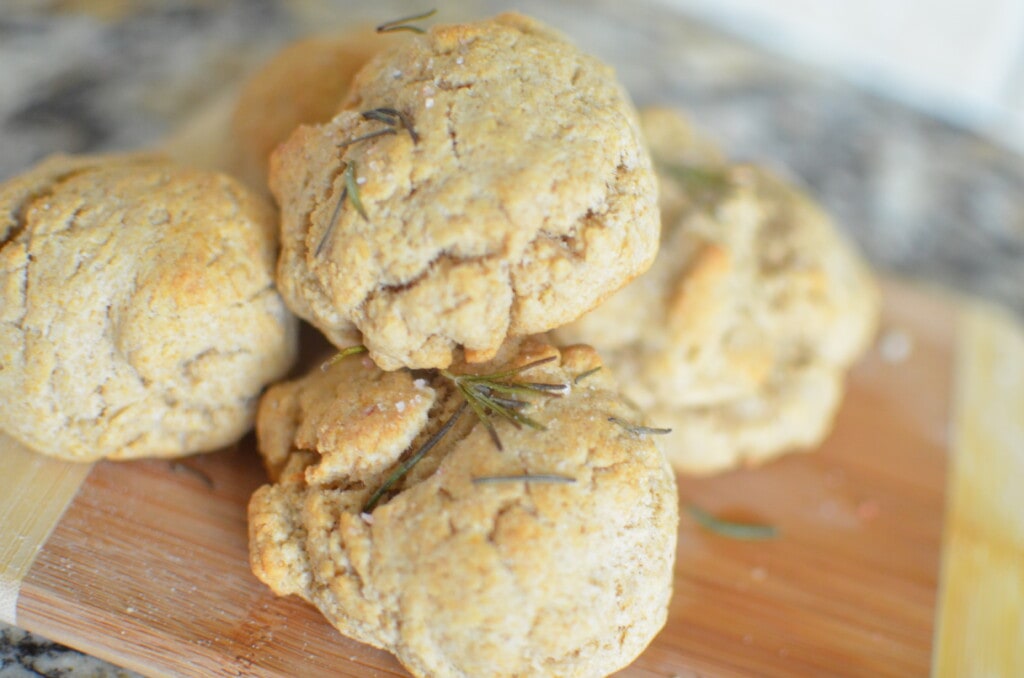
[1,0,1022,675]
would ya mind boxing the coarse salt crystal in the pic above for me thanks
[396,401,406,412]
[425,97,435,109]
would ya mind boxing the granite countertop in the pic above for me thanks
[1,0,1022,675]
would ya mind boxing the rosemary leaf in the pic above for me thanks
[661,163,729,190]
[469,385,545,431]
[337,127,396,150]
[362,107,419,144]
[688,505,778,541]
[363,401,467,513]
[315,185,345,257]
[660,163,732,204]
[573,366,601,384]
[473,474,576,485]
[454,380,503,450]
[608,416,672,436]
[519,381,571,395]
[168,461,214,489]
[377,9,437,34]
[480,394,530,411]
[470,380,560,399]
[361,108,400,125]
[320,345,368,371]
[344,162,369,221]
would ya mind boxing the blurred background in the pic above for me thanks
[0,0,1021,674]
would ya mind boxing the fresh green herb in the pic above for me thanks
[320,344,368,371]
[363,401,468,513]
[472,474,576,485]
[573,366,602,384]
[688,505,778,540]
[608,416,672,436]
[442,356,566,451]
[377,9,437,34]
[344,161,368,221]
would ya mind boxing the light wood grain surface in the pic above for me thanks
[934,302,1024,677]
[6,280,1017,676]
[0,435,92,626]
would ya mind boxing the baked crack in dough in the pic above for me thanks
[555,108,880,473]
[0,154,297,461]
[249,338,677,677]
[271,13,659,370]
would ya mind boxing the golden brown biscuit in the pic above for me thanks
[230,29,389,190]
[271,13,659,370]
[249,338,678,677]
[0,154,298,462]
[554,108,879,473]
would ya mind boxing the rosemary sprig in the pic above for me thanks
[573,366,601,384]
[377,9,437,34]
[442,356,566,451]
[608,416,672,436]
[363,401,468,513]
[688,505,778,541]
[320,344,368,371]
[472,474,576,485]
[361,356,566,512]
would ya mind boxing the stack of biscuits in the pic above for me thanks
[0,12,878,678]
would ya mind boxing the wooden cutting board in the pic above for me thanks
[2,279,1022,677]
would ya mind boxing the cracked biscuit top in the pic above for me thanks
[0,153,298,462]
[270,12,659,370]
[249,338,677,677]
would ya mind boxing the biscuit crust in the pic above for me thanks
[271,13,658,370]
[0,154,297,461]
[555,108,879,473]
[249,339,677,677]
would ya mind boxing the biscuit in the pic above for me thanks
[0,154,298,462]
[648,362,845,474]
[554,108,879,472]
[270,13,659,370]
[249,338,678,677]
[230,29,388,190]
